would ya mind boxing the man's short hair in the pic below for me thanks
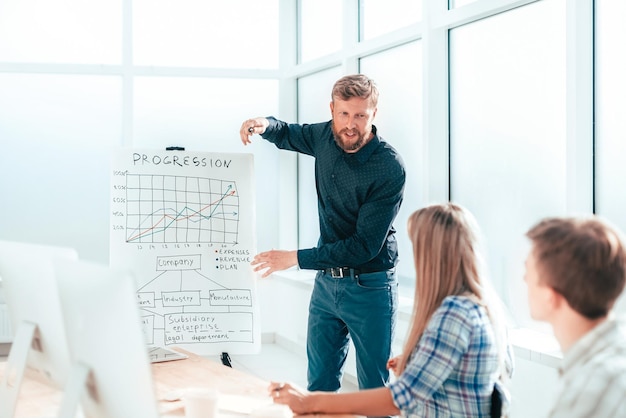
[331,74,379,108]
[526,216,626,319]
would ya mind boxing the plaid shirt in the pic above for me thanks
[549,317,626,418]
[389,296,509,417]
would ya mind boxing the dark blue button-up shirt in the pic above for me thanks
[262,117,406,273]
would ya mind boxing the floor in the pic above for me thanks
[227,341,359,393]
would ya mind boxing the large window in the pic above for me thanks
[595,1,626,314]
[2,0,623,324]
[449,0,567,329]
[133,77,279,151]
[294,43,423,290]
[292,0,625,350]
[0,0,121,64]
[296,0,424,290]
[133,0,278,69]
[0,74,121,261]
[360,41,423,287]
[0,0,280,263]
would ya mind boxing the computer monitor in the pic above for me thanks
[0,240,78,418]
[52,258,160,418]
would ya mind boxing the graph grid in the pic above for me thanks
[125,174,240,244]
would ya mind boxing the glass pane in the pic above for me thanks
[133,0,279,69]
[297,68,344,250]
[361,0,422,41]
[300,0,342,63]
[0,74,122,262]
[360,42,423,290]
[449,0,566,329]
[0,74,121,148]
[595,1,626,315]
[0,0,121,64]
[133,77,280,253]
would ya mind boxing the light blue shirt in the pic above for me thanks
[549,317,626,418]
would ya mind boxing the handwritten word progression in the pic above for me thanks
[209,289,252,307]
[157,254,201,271]
[132,153,232,168]
[164,312,253,344]
[162,291,201,307]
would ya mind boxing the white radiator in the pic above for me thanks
[0,303,12,343]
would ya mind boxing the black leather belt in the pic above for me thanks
[323,267,360,278]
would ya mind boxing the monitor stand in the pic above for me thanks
[0,321,38,418]
[57,363,95,418]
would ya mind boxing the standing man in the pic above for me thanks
[524,216,626,418]
[239,74,406,398]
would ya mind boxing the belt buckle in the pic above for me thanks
[330,267,344,278]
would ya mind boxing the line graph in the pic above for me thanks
[124,174,240,244]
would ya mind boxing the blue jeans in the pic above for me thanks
[306,269,398,393]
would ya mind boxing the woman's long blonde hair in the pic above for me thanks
[396,202,508,376]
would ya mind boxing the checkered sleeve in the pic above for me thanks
[389,297,475,414]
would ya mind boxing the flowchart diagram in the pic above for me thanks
[138,253,254,347]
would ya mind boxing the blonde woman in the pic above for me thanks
[269,203,513,417]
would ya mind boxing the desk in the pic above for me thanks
[0,349,359,418]
[152,349,276,417]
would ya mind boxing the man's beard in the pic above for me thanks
[332,121,367,152]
